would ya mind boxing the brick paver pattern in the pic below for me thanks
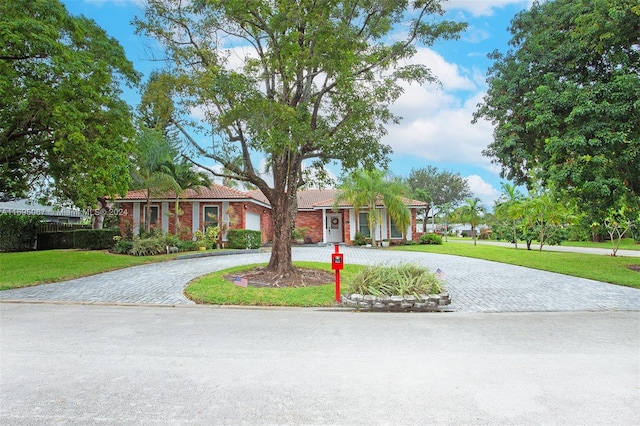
[1,246,639,312]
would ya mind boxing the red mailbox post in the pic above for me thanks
[331,244,344,302]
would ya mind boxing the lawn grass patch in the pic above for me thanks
[394,243,640,289]
[560,238,639,250]
[0,249,178,290]
[185,262,361,307]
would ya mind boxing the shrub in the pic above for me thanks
[353,232,367,246]
[419,233,443,245]
[204,225,221,249]
[478,227,492,240]
[129,236,166,256]
[111,238,134,254]
[404,239,418,245]
[350,264,441,299]
[227,229,262,249]
[177,240,198,252]
[0,214,42,252]
[73,229,119,250]
[38,231,75,250]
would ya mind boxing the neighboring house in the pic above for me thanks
[115,185,428,245]
[0,199,87,223]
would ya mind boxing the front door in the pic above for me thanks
[326,213,342,243]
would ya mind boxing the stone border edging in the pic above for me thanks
[341,292,451,311]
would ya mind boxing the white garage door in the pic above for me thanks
[245,212,261,231]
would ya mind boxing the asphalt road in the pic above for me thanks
[1,303,638,425]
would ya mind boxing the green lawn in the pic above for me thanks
[0,249,177,290]
[446,236,639,251]
[394,243,640,289]
[185,262,359,307]
[560,238,639,250]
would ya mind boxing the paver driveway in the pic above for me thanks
[1,246,639,312]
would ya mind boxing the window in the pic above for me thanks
[144,205,159,226]
[390,218,403,238]
[358,212,370,237]
[203,205,219,229]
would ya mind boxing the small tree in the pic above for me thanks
[598,204,637,256]
[336,169,410,245]
[458,198,485,246]
[161,158,212,236]
[494,183,525,248]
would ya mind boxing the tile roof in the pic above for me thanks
[120,184,252,201]
[119,185,428,209]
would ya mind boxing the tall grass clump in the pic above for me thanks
[350,264,441,298]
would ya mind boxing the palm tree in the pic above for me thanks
[495,183,524,248]
[161,158,212,235]
[130,128,177,232]
[335,169,410,245]
[459,197,485,246]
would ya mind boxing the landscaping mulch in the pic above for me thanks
[224,267,334,288]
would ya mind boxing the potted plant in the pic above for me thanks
[194,230,206,251]
[292,227,309,244]
[381,238,390,248]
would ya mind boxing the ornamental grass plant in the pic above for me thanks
[350,263,441,299]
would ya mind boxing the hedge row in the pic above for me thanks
[227,229,262,249]
[0,214,43,252]
[73,229,119,250]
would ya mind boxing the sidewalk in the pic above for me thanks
[447,238,640,257]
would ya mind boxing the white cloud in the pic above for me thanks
[444,0,529,17]
[385,67,495,170]
[465,175,501,207]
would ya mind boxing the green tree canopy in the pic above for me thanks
[134,0,466,275]
[336,169,411,244]
[0,0,140,206]
[406,166,472,231]
[456,197,485,245]
[474,0,640,214]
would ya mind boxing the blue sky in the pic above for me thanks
[61,0,533,208]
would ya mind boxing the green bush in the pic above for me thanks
[38,231,75,250]
[419,233,443,245]
[111,238,134,254]
[177,240,198,252]
[404,239,418,245]
[0,214,43,252]
[350,264,441,299]
[129,237,166,256]
[227,229,262,249]
[73,229,119,250]
[353,232,367,246]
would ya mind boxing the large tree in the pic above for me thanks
[406,166,472,231]
[134,0,466,276]
[0,0,139,206]
[474,0,640,215]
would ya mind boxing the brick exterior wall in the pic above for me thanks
[294,211,323,243]
[117,199,423,245]
[118,202,134,237]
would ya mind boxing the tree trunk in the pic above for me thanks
[422,207,429,233]
[512,219,518,249]
[91,197,108,230]
[472,225,477,245]
[266,190,296,277]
